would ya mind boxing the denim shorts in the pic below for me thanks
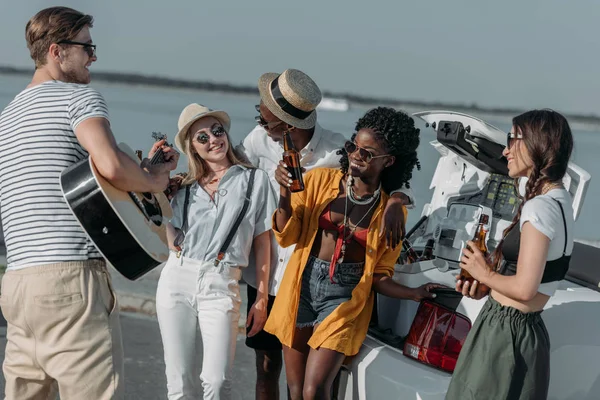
[296,256,365,328]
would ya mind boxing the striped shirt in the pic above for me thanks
[0,81,108,270]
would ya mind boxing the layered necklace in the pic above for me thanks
[346,176,381,205]
[337,176,381,264]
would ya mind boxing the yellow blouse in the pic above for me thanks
[264,167,404,356]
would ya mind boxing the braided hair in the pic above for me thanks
[339,107,421,193]
[492,109,573,268]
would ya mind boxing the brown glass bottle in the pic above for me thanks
[460,214,489,282]
[402,239,419,264]
[418,239,436,261]
[282,131,305,192]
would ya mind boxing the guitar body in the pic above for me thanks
[60,143,172,280]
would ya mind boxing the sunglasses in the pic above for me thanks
[344,140,389,163]
[506,131,523,149]
[194,125,226,145]
[254,104,284,129]
[57,40,97,58]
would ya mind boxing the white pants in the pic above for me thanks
[156,254,242,400]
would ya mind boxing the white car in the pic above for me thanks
[339,111,599,400]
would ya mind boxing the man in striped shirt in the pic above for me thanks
[0,7,178,400]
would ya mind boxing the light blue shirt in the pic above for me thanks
[170,165,276,267]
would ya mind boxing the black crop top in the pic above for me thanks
[498,198,571,283]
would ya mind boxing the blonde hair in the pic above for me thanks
[180,127,253,186]
[26,7,93,68]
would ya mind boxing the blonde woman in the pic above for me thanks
[156,104,276,400]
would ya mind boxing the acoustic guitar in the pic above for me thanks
[60,133,173,280]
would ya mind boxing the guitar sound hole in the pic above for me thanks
[128,192,163,227]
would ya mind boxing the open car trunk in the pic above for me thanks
[340,111,598,400]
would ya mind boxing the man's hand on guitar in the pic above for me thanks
[142,138,180,192]
[146,139,180,172]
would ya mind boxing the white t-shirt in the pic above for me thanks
[520,188,574,295]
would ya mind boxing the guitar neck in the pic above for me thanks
[149,148,166,165]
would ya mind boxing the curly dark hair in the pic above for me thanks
[339,107,421,193]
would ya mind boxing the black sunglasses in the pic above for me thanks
[344,140,389,163]
[57,40,97,58]
[195,125,226,145]
[254,104,284,129]
[506,131,523,149]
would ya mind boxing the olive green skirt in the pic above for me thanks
[446,296,550,400]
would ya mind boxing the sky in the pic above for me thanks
[0,0,598,115]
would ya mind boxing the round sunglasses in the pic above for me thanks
[344,140,389,163]
[194,125,226,145]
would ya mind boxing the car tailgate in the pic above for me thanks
[343,335,451,400]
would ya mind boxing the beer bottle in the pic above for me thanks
[418,239,436,261]
[402,239,419,264]
[282,131,305,192]
[460,214,489,282]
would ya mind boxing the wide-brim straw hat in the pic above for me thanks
[174,103,231,153]
[258,69,322,130]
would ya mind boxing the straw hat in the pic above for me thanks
[258,69,322,129]
[174,103,231,153]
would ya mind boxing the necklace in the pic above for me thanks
[338,180,380,264]
[541,181,563,195]
[346,176,381,205]
[210,166,229,173]
[203,166,230,186]
[200,167,230,205]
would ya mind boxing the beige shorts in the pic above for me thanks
[0,259,124,400]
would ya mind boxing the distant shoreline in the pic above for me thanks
[2,65,600,129]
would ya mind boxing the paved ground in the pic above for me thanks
[0,264,287,399]
[0,312,287,399]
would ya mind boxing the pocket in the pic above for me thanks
[337,274,361,287]
[98,270,117,317]
[200,271,240,301]
[0,275,9,306]
[34,293,84,307]
[0,275,16,323]
[337,266,364,287]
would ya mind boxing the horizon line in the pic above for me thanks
[1,65,599,123]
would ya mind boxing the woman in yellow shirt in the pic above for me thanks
[264,107,441,400]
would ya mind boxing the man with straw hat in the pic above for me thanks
[238,68,415,399]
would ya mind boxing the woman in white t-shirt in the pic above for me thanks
[447,109,574,400]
